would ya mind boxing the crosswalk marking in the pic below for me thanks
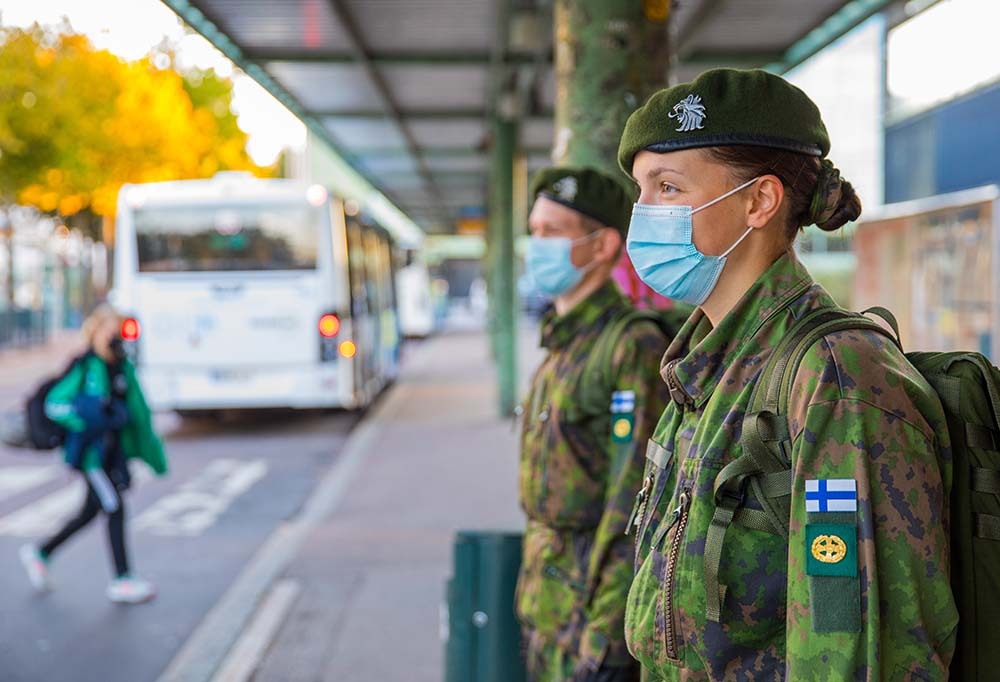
[134,459,267,537]
[0,465,60,502]
[0,459,261,539]
[0,481,84,537]
[0,463,152,537]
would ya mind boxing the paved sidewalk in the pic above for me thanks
[225,327,540,681]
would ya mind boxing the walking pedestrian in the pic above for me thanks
[19,304,167,604]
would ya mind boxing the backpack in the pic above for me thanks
[23,355,86,450]
[703,305,1000,679]
[576,305,692,419]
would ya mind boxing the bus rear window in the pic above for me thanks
[134,204,321,272]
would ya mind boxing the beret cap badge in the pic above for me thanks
[668,94,707,133]
[529,167,635,236]
[552,176,578,202]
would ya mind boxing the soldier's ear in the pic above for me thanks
[595,228,623,265]
[748,175,784,230]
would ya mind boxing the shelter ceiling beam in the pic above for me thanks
[246,48,547,66]
[675,0,729,59]
[318,109,554,120]
[681,49,786,67]
[323,0,448,224]
[768,0,901,73]
[352,146,550,158]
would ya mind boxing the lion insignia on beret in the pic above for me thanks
[668,94,707,133]
[552,176,578,202]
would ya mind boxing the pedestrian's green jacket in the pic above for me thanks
[45,353,168,475]
[517,281,670,669]
[626,253,958,681]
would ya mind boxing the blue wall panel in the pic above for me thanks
[885,80,1000,203]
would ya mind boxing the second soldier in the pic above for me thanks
[515,167,672,682]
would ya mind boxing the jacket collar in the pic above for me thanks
[540,280,624,349]
[662,252,814,407]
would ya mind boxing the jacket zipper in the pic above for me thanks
[532,362,554,510]
[664,487,691,662]
[665,359,690,406]
[626,472,654,536]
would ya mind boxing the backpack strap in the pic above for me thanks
[703,307,900,622]
[578,309,664,417]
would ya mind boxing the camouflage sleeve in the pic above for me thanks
[578,321,668,670]
[784,332,958,680]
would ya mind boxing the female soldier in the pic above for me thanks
[619,69,957,679]
[19,304,167,603]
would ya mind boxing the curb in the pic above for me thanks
[155,384,400,682]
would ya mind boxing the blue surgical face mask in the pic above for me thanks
[525,231,601,297]
[625,176,759,306]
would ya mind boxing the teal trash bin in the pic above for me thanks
[444,530,526,682]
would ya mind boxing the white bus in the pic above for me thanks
[110,173,399,412]
[395,248,434,338]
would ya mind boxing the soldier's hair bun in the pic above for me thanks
[809,159,861,232]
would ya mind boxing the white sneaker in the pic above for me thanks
[107,576,157,604]
[19,545,51,593]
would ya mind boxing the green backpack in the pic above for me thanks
[562,305,690,476]
[704,305,1000,679]
[576,305,692,419]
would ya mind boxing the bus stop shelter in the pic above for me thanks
[161,0,903,412]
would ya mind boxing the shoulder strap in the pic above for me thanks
[703,307,899,622]
[579,309,660,414]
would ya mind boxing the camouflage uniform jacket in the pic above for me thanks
[626,254,958,681]
[517,280,670,669]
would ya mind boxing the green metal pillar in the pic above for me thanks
[552,0,671,174]
[489,115,519,416]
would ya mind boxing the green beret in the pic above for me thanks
[618,68,831,174]
[529,166,635,235]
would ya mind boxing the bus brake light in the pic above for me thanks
[318,314,340,338]
[121,318,141,341]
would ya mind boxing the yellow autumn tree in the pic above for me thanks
[0,23,269,221]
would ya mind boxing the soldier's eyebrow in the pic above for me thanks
[645,166,685,179]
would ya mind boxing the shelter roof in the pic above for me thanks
[163,0,896,235]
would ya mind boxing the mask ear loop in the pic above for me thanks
[719,226,754,258]
[691,176,760,214]
[569,227,608,276]
[691,176,760,259]
[570,228,606,247]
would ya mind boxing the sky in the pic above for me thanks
[0,0,306,166]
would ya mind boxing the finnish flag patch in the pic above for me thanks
[610,390,636,414]
[805,479,857,513]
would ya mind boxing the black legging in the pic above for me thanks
[40,469,129,577]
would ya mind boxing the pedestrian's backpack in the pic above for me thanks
[22,355,86,450]
[576,304,692,420]
[704,305,1000,680]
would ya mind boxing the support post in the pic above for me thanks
[552,0,671,174]
[489,115,519,416]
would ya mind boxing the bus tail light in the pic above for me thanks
[319,313,342,362]
[121,318,141,341]
[318,313,340,338]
